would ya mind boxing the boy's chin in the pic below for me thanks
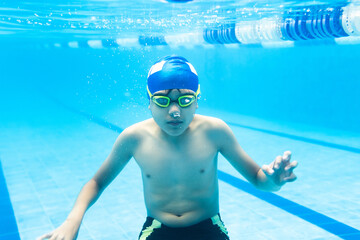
[163,127,187,137]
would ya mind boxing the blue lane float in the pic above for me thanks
[203,24,240,44]
[234,4,358,44]
[138,35,168,46]
[280,6,349,41]
[58,3,360,49]
[165,0,193,2]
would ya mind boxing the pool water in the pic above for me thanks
[1,0,360,239]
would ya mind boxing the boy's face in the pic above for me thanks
[149,89,198,137]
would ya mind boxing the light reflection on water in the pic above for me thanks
[0,0,353,40]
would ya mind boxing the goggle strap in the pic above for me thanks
[147,86,153,99]
[148,84,201,99]
[195,84,201,98]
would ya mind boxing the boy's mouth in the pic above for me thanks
[167,121,183,126]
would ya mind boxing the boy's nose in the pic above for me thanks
[168,103,181,118]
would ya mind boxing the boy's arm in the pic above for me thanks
[213,119,297,192]
[37,127,136,240]
[67,126,136,222]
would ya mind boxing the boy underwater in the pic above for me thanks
[38,55,298,240]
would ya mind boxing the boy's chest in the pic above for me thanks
[133,134,218,180]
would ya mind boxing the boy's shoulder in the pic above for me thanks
[193,114,228,130]
[121,115,229,139]
[122,119,155,136]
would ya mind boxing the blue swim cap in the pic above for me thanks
[147,56,200,99]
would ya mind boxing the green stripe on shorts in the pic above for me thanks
[211,214,229,236]
[139,219,162,240]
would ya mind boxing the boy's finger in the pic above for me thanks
[274,156,282,170]
[284,173,297,182]
[268,160,274,170]
[282,151,291,162]
[284,161,298,171]
[36,233,52,240]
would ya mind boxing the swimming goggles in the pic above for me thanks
[151,94,196,108]
[147,85,200,108]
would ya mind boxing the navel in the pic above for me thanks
[200,169,205,174]
[146,174,151,178]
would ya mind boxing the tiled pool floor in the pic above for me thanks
[1,92,359,239]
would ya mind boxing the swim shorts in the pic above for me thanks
[138,214,230,240]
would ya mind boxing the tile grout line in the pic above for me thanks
[218,170,360,240]
[226,121,360,154]
[0,160,21,240]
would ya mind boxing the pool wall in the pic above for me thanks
[1,41,359,133]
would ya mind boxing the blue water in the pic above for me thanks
[1,1,360,239]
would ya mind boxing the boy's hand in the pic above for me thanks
[36,218,80,240]
[261,151,298,187]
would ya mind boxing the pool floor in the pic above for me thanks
[1,91,360,240]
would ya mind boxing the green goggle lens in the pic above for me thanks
[152,95,196,108]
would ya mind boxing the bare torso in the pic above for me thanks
[132,115,220,227]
